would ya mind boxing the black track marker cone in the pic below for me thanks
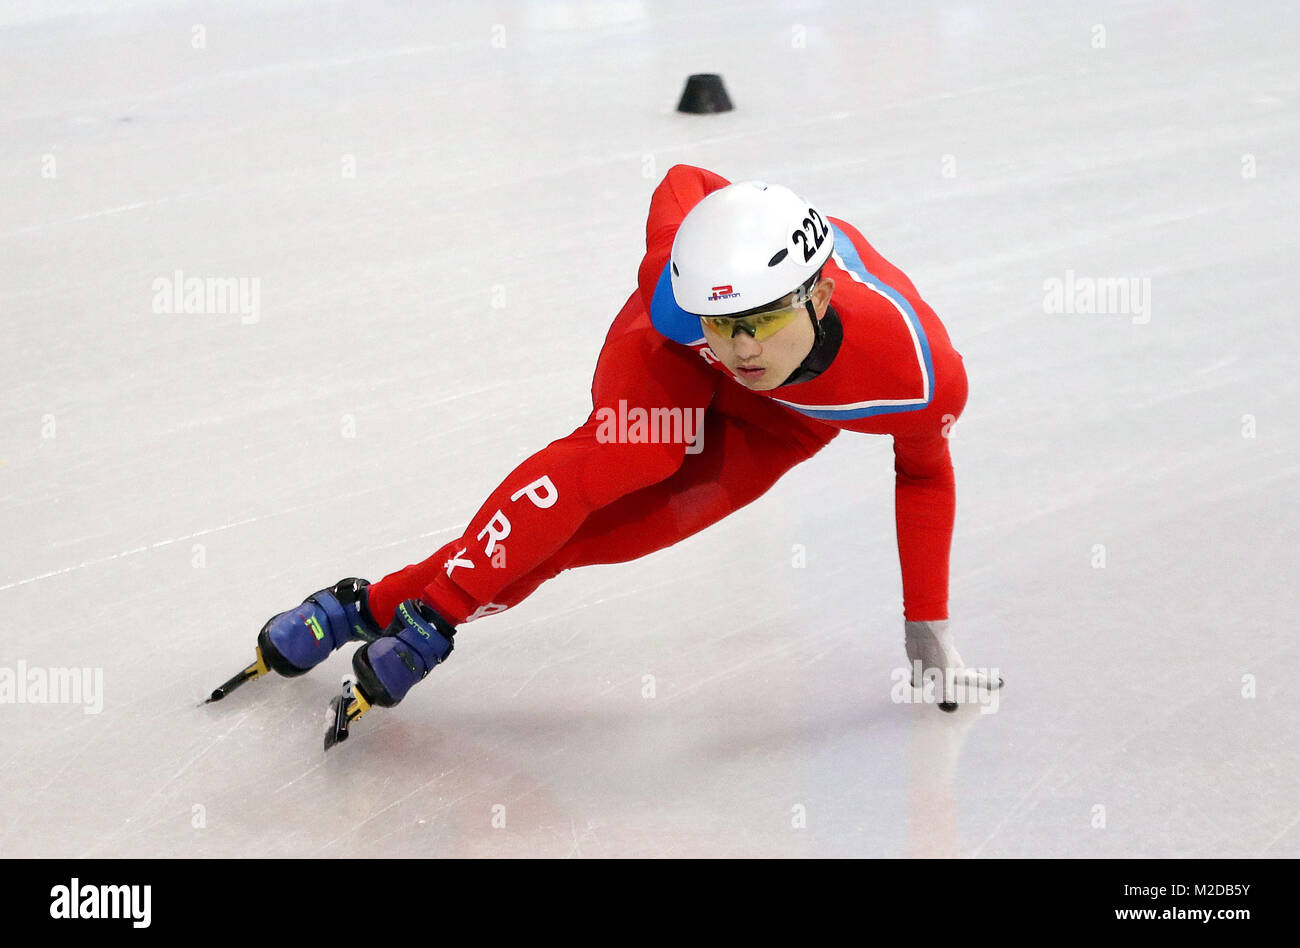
[677,74,733,114]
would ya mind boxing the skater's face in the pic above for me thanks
[700,277,835,390]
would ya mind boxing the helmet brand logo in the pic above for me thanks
[708,285,740,301]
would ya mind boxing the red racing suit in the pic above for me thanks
[367,165,967,627]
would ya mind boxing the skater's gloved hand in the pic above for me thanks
[904,620,1003,709]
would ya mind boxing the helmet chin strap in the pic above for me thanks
[806,299,823,343]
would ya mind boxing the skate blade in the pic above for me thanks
[202,647,270,705]
[324,678,372,751]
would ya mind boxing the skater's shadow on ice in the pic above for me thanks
[686,697,990,763]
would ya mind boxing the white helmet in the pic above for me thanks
[670,181,834,317]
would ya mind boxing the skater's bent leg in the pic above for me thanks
[368,422,687,624]
[367,302,718,626]
[488,387,839,608]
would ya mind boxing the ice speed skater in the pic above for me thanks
[206,164,1002,746]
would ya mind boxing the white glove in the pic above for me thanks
[904,620,1003,711]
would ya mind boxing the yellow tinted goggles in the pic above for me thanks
[699,296,807,343]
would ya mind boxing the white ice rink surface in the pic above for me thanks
[2,1,1297,858]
